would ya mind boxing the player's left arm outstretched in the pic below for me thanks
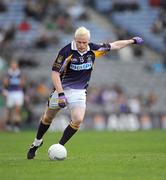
[110,37,144,50]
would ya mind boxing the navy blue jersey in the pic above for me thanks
[52,41,111,89]
[6,69,23,91]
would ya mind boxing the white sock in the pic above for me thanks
[33,138,42,146]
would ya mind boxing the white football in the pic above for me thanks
[48,144,67,161]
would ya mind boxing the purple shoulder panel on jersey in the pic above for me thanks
[89,42,111,51]
[52,43,72,72]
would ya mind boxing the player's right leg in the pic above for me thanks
[5,107,13,131]
[5,93,14,131]
[27,91,61,159]
[27,107,59,159]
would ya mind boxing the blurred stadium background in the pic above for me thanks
[0,0,166,131]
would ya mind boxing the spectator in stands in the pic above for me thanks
[24,0,47,21]
[0,24,17,47]
[68,1,89,21]
[160,114,166,129]
[117,93,129,113]
[35,33,49,49]
[87,87,102,104]
[4,24,16,42]
[140,113,152,130]
[56,13,73,33]
[149,0,160,7]
[0,0,7,13]
[128,95,141,115]
[145,91,157,111]
[112,0,139,12]
[151,8,166,34]
[18,19,31,32]
[36,81,49,100]
[93,113,106,130]
[24,0,36,18]
[18,55,38,68]
[160,0,166,9]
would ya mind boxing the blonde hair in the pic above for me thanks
[74,26,90,39]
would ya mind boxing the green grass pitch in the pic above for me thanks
[0,130,166,180]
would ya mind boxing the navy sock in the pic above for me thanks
[59,125,78,145]
[36,121,50,139]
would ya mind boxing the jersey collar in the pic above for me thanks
[71,40,90,55]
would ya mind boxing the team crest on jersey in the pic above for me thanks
[56,55,63,63]
[79,57,84,63]
[71,58,78,63]
[86,55,93,62]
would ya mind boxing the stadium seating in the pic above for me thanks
[0,0,43,47]
[111,0,165,53]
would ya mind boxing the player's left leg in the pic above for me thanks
[12,91,24,132]
[13,105,22,132]
[59,106,86,145]
[58,89,86,145]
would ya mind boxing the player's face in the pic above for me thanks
[75,35,89,53]
[11,61,18,70]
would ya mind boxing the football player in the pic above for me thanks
[27,26,143,159]
[3,60,25,132]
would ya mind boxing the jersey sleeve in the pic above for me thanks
[90,43,111,58]
[52,49,67,72]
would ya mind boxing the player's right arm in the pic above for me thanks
[52,50,66,94]
[51,71,63,94]
[52,49,69,108]
[52,71,67,108]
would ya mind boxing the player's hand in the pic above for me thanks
[58,92,67,108]
[132,37,144,45]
